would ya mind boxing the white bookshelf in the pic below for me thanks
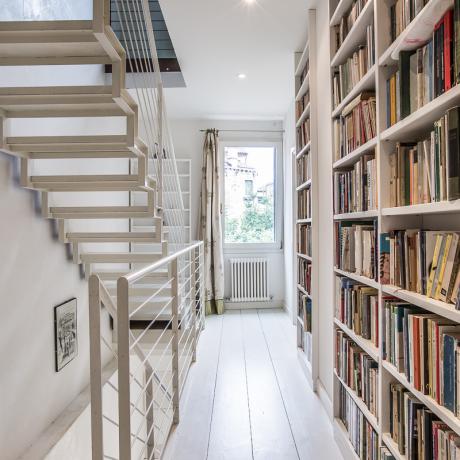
[294,9,319,391]
[328,0,460,458]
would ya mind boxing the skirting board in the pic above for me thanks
[317,380,333,421]
[225,300,284,310]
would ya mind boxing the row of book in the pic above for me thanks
[298,291,312,333]
[334,92,376,161]
[380,230,460,306]
[297,188,312,220]
[298,258,312,294]
[296,150,311,187]
[336,330,379,417]
[332,0,369,56]
[333,153,377,214]
[296,91,310,122]
[335,221,378,281]
[389,382,460,459]
[332,24,375,109]
[390,0,429,44]
[335,276,379,348]
[339,384,379,460]
[296,118,310,152]
[383,300,460,414]
[386,7,460,127]
[297,224,311,257]
[297,320,312,360]
[388,106,460,207]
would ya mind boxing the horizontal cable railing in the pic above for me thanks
[89,241,204,460]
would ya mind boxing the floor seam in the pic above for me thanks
[205,315,225,460]
[257,309,301,460]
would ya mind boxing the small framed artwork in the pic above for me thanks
[54,298,78,372]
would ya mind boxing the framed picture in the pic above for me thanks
[54,298,78,372]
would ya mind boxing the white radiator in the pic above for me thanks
[230,258,270,302]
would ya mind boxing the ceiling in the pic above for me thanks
[159,0,315,120]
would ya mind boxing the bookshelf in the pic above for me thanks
[328,0,460,459]
[294,9,319,390]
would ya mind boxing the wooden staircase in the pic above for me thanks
[0,8,169,321]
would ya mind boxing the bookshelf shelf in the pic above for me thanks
[381,433,406,460]
[295,41,310,77]
[332,419,360,460]
[296,141,311,159]
[381,285,460,323]
[295,72,310,102]
[382,200,460,216]
[296,179,312,192]
[329,0,354,27]
[297,253,312,262]
[296,103,311,128]
[381,85,460,141]
[334,371,379,431]
[296,218,312,224]
[297,284,311,298]
[382,360,460,437]
[378,0,454,67]
[330,0,374,67]
[333,209,378,220]
[331,65,376,119]
[334,318,379,361]
[334,268,380,289]
[332,137,378,169]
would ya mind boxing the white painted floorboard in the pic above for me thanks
[162,309,342,460]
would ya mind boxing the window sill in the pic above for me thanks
[224,245,283,255]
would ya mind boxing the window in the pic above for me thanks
[223,144,281,248]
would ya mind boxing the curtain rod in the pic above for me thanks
[199,129,285,133]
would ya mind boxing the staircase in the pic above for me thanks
[0,3,204,459]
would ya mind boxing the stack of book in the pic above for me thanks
[339,384,379,460]
[298,258,312,294]
[389,382,460,459]
[297,188,312,219]
[390,0,429,43]
[333,153,377,213]
[297,118,310,151]
[380,230,460,306]
[386,7,460,127]
[296,151,311,187]
[384,300,460,416]
[335,277,379,347]
[297,224,312,257]
[336,92,377,159]
[296,91,310,121]
[336,330,379,417]
[332,24,375,108]
[298,291,312,332]
[335,221,378,280]
[332,0,369,55]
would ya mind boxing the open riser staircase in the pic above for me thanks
[0,2,204,459]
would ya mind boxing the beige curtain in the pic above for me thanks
[198,129,225,315]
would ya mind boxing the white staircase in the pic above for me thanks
[0,2,204,459]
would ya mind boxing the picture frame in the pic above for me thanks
[54,298,78,372]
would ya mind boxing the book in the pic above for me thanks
[447,106,460,201]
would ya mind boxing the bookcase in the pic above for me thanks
[328,0,460,459]
[294,9,319,390]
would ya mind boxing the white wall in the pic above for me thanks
[315,2,334,402]
[168,118,286,306]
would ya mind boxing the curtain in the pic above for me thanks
[198,129,225,315]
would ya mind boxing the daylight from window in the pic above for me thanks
[224,146,275,244]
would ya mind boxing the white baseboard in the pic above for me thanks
[225,300,284,310]
[317,380,333,421]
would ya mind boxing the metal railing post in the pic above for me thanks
[89,275,104,460]
[171,258,180,424]
[117,277,132,460]
[191,248,198,362]
[144,364,155,460]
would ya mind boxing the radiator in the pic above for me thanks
[230,258,270,302]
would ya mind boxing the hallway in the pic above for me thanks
[163,309,341,460]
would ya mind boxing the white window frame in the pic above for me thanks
[220,140,283,253]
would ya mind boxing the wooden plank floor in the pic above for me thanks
[162,309,342,460]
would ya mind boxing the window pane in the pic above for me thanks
[224,146,275,244]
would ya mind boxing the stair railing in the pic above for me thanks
[89,241,204,460]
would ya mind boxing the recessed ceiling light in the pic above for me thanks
[237,73,247,80]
